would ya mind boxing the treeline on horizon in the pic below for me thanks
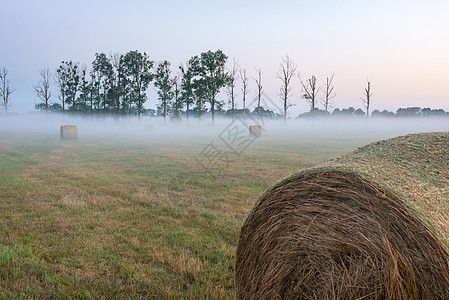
[33,104,449,120]
[1,49,448,120]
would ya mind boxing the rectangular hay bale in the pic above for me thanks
[249,125,262,137]
[60,125,78,140]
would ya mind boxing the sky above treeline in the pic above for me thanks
[1,0,448,115]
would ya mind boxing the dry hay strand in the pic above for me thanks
[60,125,78,140]
[235,132,449,299]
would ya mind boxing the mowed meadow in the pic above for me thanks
[0,116,445,299]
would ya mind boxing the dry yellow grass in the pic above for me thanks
[236,132,449,299]
[0,133,368,298]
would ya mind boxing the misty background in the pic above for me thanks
[1,0,448,115]
[1,114,448,144]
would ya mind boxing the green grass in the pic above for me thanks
[0,132,384,299]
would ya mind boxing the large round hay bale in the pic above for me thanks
[235,132,449,299]
[60,125,78,140]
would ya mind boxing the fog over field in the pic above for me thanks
[1,112,448,298]
[0,113,448,142]
[2,1,449,298]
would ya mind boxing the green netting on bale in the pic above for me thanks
[313,132,449,247]
[235,132,449,299]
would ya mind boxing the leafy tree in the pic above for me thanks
[331,108,341,116]
[354,108,366,117]
[422,108,446,117]
[191,50,229,121]
[77,66,92,113]
[54,63,69,113]
[55,61,80,112]
[35,102,62,112]
[110,53,122,114]
[296,108,326,118]
[179,61,195,121]
[310,108,326,117]
[188,55,207,118]
[372,109,395,118]
[396,107,421,117]
[431,109,446,117]
[33,68,52,112]
[92,53,114,111]
[89,70,101,111]
[65,61,80,111]
[380,110,395,117]
[333,107,356,117]
[193,78,207,118]
[226,108,250,118]
[252,106,275,119]
[120,50,153,118]
[371,109,381,117]
[342,107,356,116]
[154,60,175,121]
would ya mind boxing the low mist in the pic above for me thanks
[0,113,448,144]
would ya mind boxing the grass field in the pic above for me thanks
[0,123,429,299]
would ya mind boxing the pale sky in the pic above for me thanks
[1,0,448,115]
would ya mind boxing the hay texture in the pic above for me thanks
[60,125,78,140]
[249,125,262,137]
[235,132,449,299]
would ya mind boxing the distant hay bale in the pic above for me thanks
[249,125,262,137]
[235,132,449,299]
[60,125,78,140]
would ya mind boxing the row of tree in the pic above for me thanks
[0,51,423,120]
[297,106,449,118]
[31,50,231,121]
[3,50,375,119]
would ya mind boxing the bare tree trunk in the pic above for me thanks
[276,55,297,122]
[34,68,52,113]
[136,78,142,121]
[211,96,215,123]
[111,83,115,114]
[103,86,107,111]
[361,80,373,117]
[90,73,94,116]
[1,67,15,114]
[111,53,122,116]
[283,95,287,122]
[227,59,238,120]
[322,74,336,116]
[299,75,318,111]
[117,76,121,116]
[253,66,263,122]
[97,77,101,111]
[138,90,141,121]
[240,67,249,120]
